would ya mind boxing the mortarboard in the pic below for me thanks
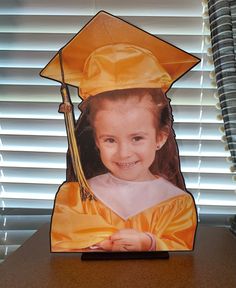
[40,11,200,98]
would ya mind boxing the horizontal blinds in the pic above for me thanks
[1,0,235,262]
[0,0,204,17]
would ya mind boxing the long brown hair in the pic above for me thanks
[66,88,186,190]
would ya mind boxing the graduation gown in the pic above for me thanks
[51,174,197,252]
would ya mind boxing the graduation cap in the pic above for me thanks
[40,11,200,198]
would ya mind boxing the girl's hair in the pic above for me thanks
[66,88,186,190]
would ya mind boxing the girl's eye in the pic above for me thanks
[132,136,144,142]
[104,138,115,143]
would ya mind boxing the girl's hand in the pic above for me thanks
[96,239,113,251]
[110,229,152,251]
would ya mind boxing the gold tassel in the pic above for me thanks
[60,85,95,201]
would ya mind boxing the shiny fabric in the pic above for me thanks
[51,182,197,252]
[79,44,172,98]
[40,11,200,98]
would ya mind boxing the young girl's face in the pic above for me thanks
[93,95,167,181]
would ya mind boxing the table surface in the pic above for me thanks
[0,224,236,288]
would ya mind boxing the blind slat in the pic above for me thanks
[0,136,230,157]
[1,169,235,188]
[1,199,54,209]
[0,15,205,36]
[0,103,222,124]
[0,69,210,88]
[0,85,218,106]
[1,152,232,170]
[0,51,212,72]
[0,230,36,245]
[0,33,207,53]
[0,125,224,141]
[1,215,50,230]
[0,0,202,17]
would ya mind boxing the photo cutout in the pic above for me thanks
[40,11,199,253]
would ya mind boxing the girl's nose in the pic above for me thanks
[117,142,132,159]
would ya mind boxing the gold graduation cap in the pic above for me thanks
[40,11,200,198]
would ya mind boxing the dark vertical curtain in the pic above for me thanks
[208,0,236,171]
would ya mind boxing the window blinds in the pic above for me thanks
[1,0,235,262]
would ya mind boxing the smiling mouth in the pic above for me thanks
[116,161,139,169]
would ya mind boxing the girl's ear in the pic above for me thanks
[156,126,169,150]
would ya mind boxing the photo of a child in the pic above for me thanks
[40,11,199,252]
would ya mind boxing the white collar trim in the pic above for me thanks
[88,173,186,220]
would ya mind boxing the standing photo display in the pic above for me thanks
[40,11,199,255]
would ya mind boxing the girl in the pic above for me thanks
[41,12,199,252]
[51,86,197,252]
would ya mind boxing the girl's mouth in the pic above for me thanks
[116,161,139,169]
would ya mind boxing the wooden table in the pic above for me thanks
[0,224,236,288]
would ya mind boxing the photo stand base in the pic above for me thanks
[81,251,169,260]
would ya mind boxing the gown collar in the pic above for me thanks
[88,173,186,220]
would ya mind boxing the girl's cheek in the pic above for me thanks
[100,144,117,155]
[101,143,116,150]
